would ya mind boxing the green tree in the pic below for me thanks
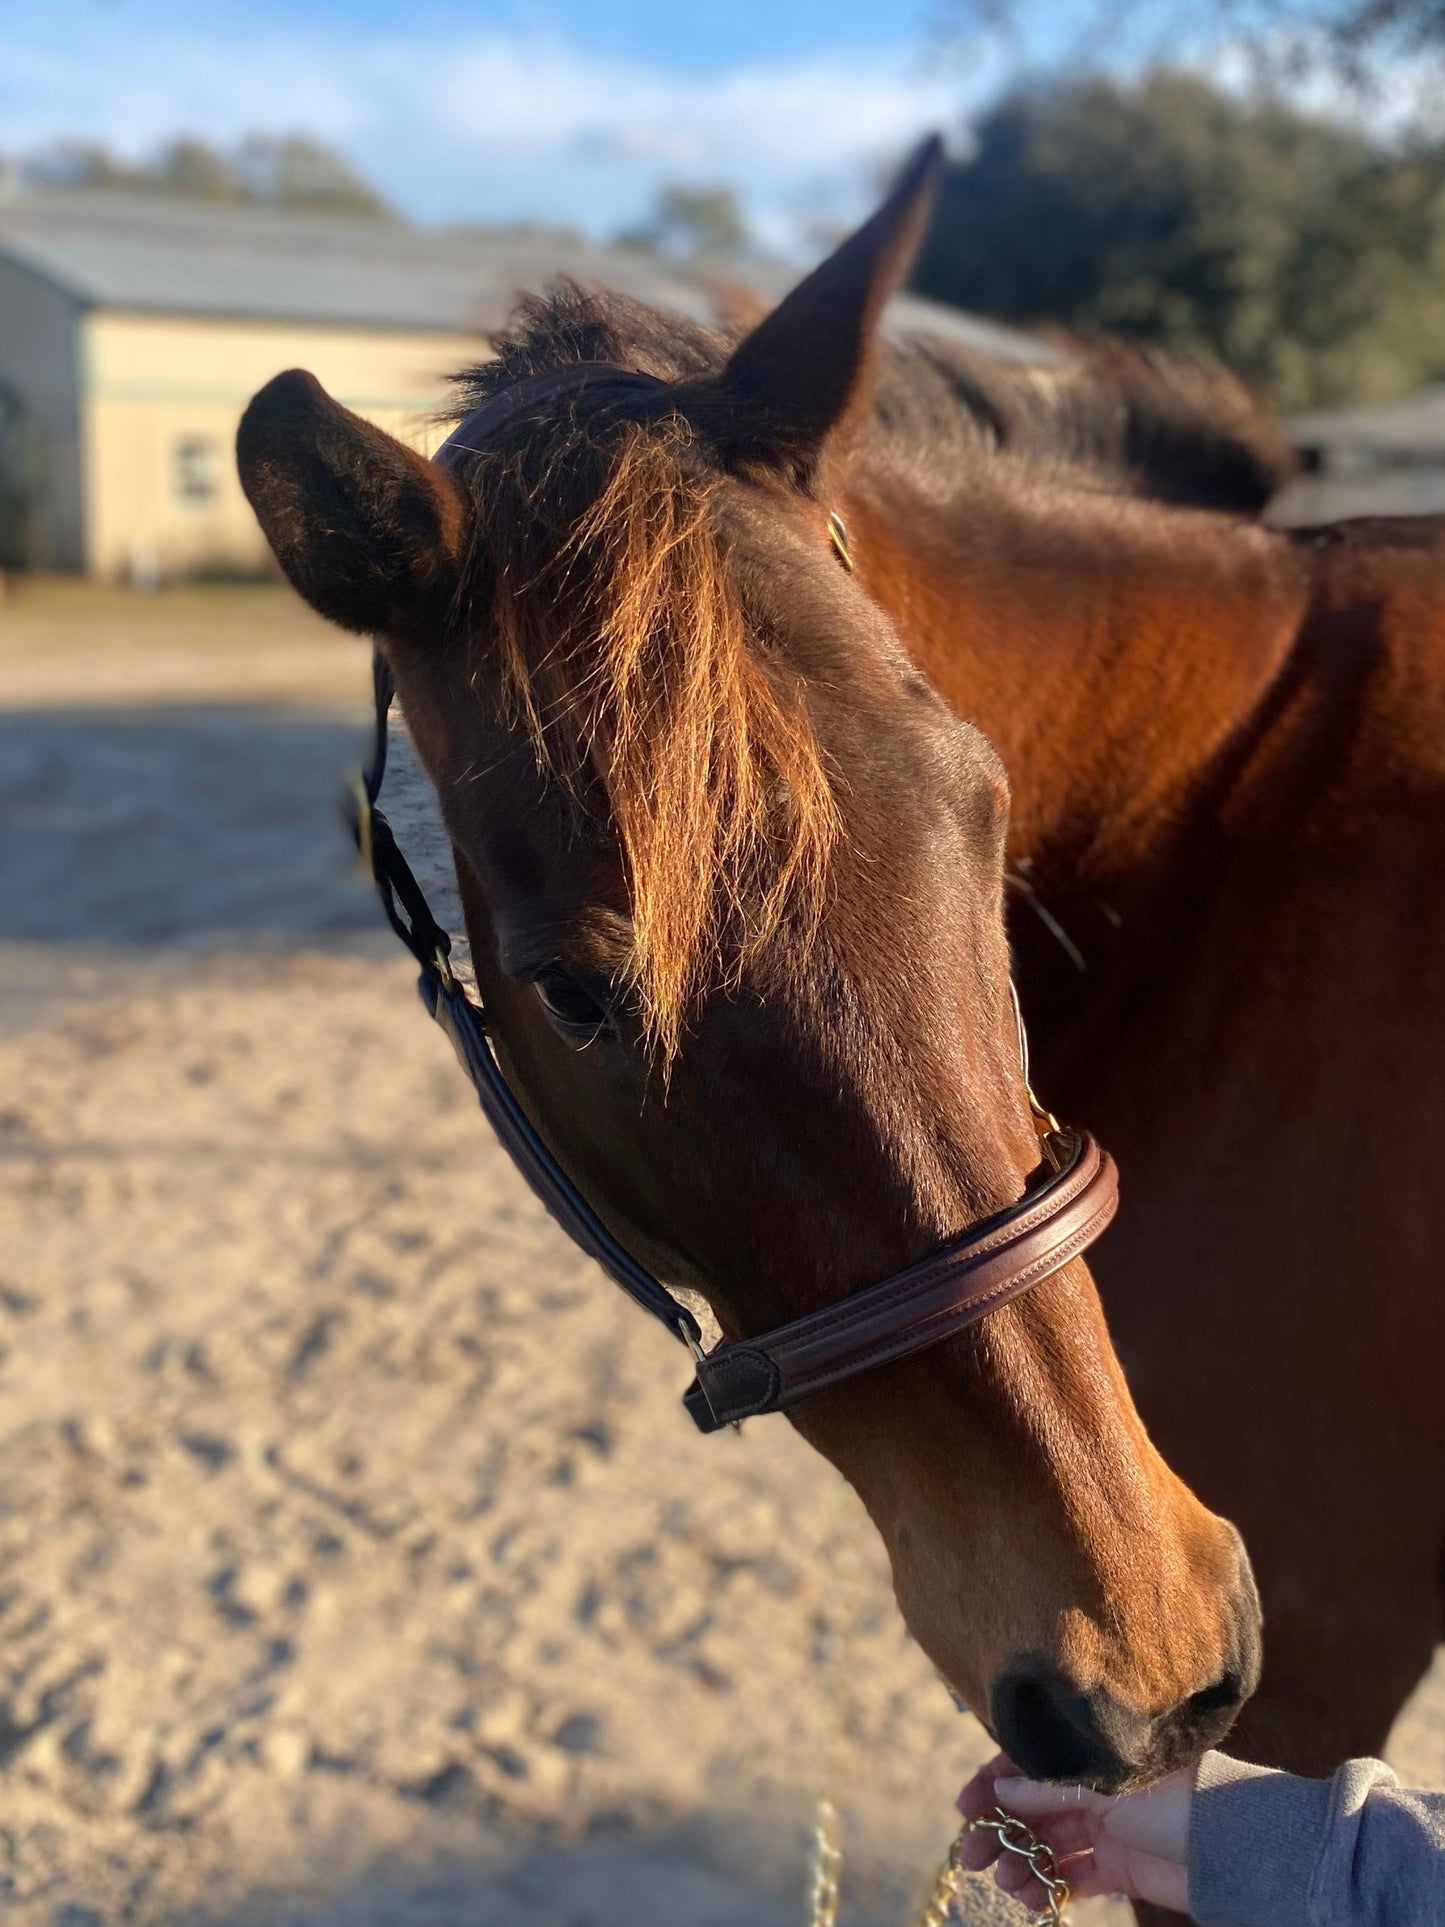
[26,141,143,190]
[25,135,392,221]
[620,183,749,259]
[154,137,248,202]
[948,0,1445,74]
[233,136,393,219]
[1337,0,1445,54]
[911,73,1445,409]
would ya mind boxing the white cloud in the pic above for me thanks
[0,21,979,252]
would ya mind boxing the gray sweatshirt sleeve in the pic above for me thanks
[1188,1749,1445,1926]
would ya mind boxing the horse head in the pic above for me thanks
[237,141,1260,1789]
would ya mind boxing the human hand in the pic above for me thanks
[956,1751,1194,1913]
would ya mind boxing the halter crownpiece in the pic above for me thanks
[348,365,1120,1434]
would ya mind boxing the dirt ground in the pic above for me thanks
[1,580,1440,1927]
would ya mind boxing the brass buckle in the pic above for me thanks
[1029,1088,1066,1175]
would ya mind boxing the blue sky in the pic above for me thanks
[0,0,1413,252]
[0,0,1036,249]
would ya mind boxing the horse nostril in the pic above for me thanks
[1174,1540,1261,1754]
[1186,1670,1245,1719]
[990,1666,1146,1789]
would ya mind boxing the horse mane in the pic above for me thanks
[441,282,1289,1054]
[873,333,1295,514]
[446,287,838,1061]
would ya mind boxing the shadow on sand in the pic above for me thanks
[0,706,390,951]
[202,1819,1021,1927]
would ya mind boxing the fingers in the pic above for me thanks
[955,1753,1020,1872]
[954,1750,1013,1868]
[956,1752,1019,1820]
[993,1773,1116,1819]
[993,1849,1037,1898]
[992,1845,1113,1909]
[955,1757,1120,1890]
[959,1774,1110,1875]
[955,1755,1196,1911]
[963,1810,1100,1867]
[1006,1810,1099,1859]
[955,1762,1117,1902]
[954,1826,1000,1874]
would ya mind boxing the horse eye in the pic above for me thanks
[532,967,611,1041]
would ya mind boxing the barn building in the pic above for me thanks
[1270,388,1445,526]
[0,188,1045,580]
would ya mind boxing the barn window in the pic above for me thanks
[174,436,220,503]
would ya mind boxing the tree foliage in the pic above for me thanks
[619,184,749,259]
[911,73,1445,410]
[25,135,393,220]
[949,0,1445,76]
[1317,0,1445,57]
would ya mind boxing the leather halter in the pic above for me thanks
[348,363,1119,1433]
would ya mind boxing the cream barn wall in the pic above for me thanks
[79,310,483,579]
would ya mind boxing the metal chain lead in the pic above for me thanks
[810,1793,844,1927]
[817,1801,1070,1927]
[808,1485,862,1927]
[943,1810,1071,1927]
[913,1812,1071,1927]
[806,1483,1070,1927]
[914,1830,973,1927]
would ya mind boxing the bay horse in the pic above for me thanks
[237,141,1265,1816]
[235,141,1445,1919]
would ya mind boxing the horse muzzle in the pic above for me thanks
[989,1533,1262,1791]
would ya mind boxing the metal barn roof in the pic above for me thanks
[1289,387,1445,458]
[0,187,1050,361]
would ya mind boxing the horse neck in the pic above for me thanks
[844,459,1306,892]
[840,456,1312,1065]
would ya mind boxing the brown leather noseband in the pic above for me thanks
[347,363,1119,1433]
[682,1131,1114,1430]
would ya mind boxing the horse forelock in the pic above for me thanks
[439,298,838,1061]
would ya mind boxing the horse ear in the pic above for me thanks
[237,369,466,636]
[713,136,943,478]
